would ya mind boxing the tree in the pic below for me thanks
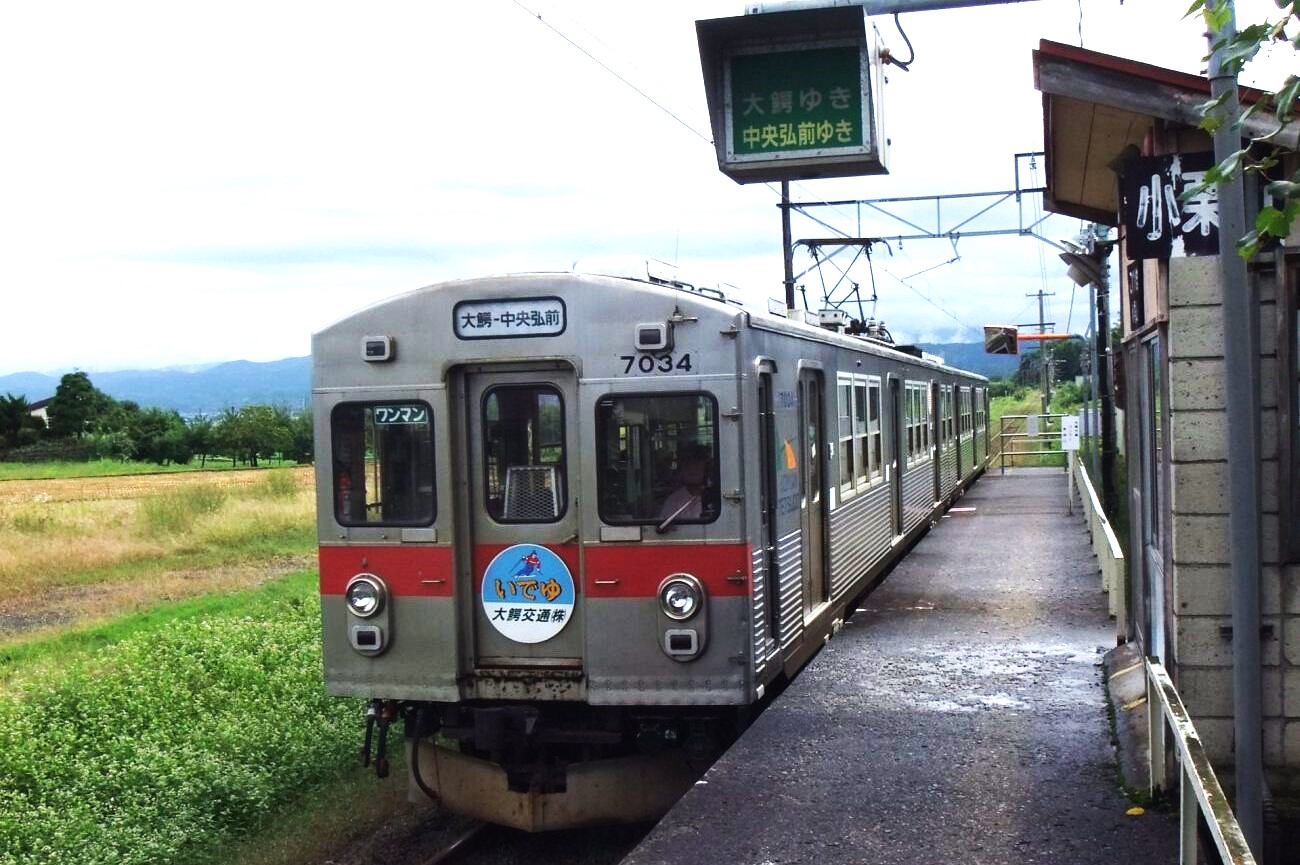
[186,416,216,467]
[282,409,314,465]
[0,393,32,449]
[1187,0,1299,257]
[46,372,111,439]
[214,405,292,467]
[130,408,192,465]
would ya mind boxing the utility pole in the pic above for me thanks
[1027,289,1055,413]
[1206,0,1263,852]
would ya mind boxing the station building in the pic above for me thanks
[1033,40,1299,799]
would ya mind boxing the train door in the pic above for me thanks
[930,382,941,502]
[888,376,904,537]
[757,371,779,649]
[460,364,583,667]
[955,387,965,479]
[798,369,828,618]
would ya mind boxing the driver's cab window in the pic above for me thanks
[482,385,566,523]
[596,393,720,525]
[331,402,435,526]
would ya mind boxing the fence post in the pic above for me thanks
[1148,663,1167,797]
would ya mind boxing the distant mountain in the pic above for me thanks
[1,343,1011,416]
[916,342,1018,379]
[0,357,310,416]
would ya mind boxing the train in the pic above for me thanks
[311,261,988,831]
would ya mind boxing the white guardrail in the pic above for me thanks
[1069,452,1127,642]
[1147,659,1258,865]
[1066,454,1254,864]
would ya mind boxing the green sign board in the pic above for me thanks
[696,7,887,183]
[728,46,864,158]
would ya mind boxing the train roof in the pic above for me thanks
[314,268,987,383]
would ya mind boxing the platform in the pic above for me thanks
[623,467,1176,865]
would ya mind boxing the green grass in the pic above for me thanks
[0,458,300,482]
[0,570,320,686]
[0,572,362,865]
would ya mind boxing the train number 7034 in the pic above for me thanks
[619,353,693,374]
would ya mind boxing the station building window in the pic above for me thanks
[595,393,720,525]
[331,401,435,526]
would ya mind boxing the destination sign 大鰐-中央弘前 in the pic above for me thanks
[454,297,566,339]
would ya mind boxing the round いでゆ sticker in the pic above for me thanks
[480,544,576,644]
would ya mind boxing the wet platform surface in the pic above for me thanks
[623,468,1176,865]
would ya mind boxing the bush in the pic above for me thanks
[0,595,360,865]
[89,432,134,461]
[256,470,301,500]
[1052,381,1084,412]
[137,485,228,535]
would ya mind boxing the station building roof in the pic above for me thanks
[1031,39,1292,225]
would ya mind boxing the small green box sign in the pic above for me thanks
[728,46,864,157]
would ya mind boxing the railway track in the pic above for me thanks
[347,811,651,865]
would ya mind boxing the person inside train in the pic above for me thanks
[657,444,712,523]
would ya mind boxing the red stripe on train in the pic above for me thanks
[584,544,751,597]
[320,543,752,598]
[319,545,455,597]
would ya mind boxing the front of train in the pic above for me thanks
[312,270,756,830]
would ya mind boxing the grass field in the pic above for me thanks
[0,464,396,865]
[988,389,1070,469]
[0,467,315,643]
[0,457,302,482]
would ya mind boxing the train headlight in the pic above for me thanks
[345,574,386,618]
[658,574,704,621]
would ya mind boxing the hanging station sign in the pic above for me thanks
[696,7,888,184]
[1119,152,1218,260]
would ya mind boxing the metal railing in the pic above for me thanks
[1146,658,1257,865]
[996,413,1068,472]
[1070,451,1126,642]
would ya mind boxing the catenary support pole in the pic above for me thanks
[1087,273,1099,482]
[782,181,796,310]
[1207,0,1263,853]
[1095,244,1116,522]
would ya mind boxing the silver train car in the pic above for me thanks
[312,267,988,831]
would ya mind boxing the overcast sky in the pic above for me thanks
[0,0,1293,376]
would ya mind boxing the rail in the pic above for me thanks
[1070,452,1126,641]
[996,413,1067,472]
[1146,658,1257,865]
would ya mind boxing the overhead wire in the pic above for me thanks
[508,0,713,145]
[509,1,979,336]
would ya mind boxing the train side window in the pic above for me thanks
[482,386,566,523]
[331,401,435,527]
[595,393,720,525]
[853,382,869,485]
[868,381,882,480]
[837,381,854,495]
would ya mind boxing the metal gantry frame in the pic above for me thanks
[780,152,1067,313]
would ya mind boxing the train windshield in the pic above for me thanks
[595,393,720,525]
[331,402,435,526]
